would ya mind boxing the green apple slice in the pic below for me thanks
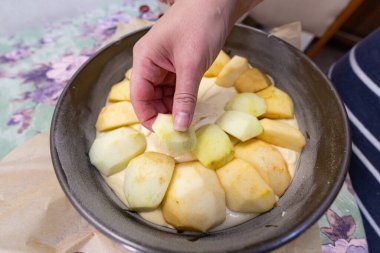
[216,111,263,142]
[152,114,196,153]
[89,127,146,176]
[193,124,234,169]
[225,93,267,117]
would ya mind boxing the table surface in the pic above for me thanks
[0,0,368,252]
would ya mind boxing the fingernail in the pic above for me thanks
[174,112,190,132]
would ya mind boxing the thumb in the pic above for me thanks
[172,65,202,132]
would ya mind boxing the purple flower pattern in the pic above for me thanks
[7,108,34,134]
[0,44,31,63]
[46,55,89,84]
[21,64,52,84]
[321,209,368,252]
[98,11,132,37]
[1,1,161,134]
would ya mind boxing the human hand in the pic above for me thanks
[131,0,262,131]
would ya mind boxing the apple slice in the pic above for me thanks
[256,86,294,119]
[216,111,263,142]
[225,93,267,117]
[204,50,231,77]
[215,55,249,87]
[104,170,129,207]
[108,79,130,102]
[235,139,291,196]
[162,161,226,232]
[152,114,196,153]
[125,67,133,80]
[234,67,271,93]
[258,118,306,151]
[89,127,146,176]
[193,124,234,169]
[96,101,139,131]
[124,152,175,211]
[229,135,240,146]
[217,159,277,213]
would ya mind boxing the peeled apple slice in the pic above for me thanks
[256,86,294,119]
[193,124,234,169]
[124,152,175,211]
[125,67,133,80]
[225,93,267,117]
[104,170,129,207]
[234,67,271,93]
[258,118,306,151]
[152,114,196,153]
[228,135,240,146]
[162,161,226,232]
[96,101,139,131]
[216,111,263,142]
[204,50,231,77]
[235,139,291,196]
[215,55,249,87]
[108,79,130,102]
[89,127,146,176]
[217,159,277,213]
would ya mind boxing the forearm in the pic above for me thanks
[160,0,262,22]
[160,0,262,40]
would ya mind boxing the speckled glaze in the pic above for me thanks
[50,25,351,253]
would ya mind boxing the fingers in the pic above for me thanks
[130,39,177,129]
[130,55,168,130]
[172,63,202,131]
[163,86,174,111]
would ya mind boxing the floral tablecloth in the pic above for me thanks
[0,0,368,252]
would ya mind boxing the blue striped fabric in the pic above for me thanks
[329,28,380,253]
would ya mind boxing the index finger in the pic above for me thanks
[130,57,168,130]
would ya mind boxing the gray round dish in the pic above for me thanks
[50,25,351,253]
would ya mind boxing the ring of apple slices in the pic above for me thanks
[89,51,306,232]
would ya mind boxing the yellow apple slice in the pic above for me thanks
[215,55,249,87]
[225,93,267,117]
[152,114,196,153]
[217,159,277,213]
[258,118,306,151]
[216,111,263,142]
[89,127,146,176]
[125,67,133,80]
[204,50,231,77]
[162,161,226,232]
[235,139,291,196]
[108,79,130,102]
[96,101,139,131]
[193,124,234,169]
[256,86,294,119]
[234,67,271,93]
[124,152,175,211]
[229,135,240,146]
